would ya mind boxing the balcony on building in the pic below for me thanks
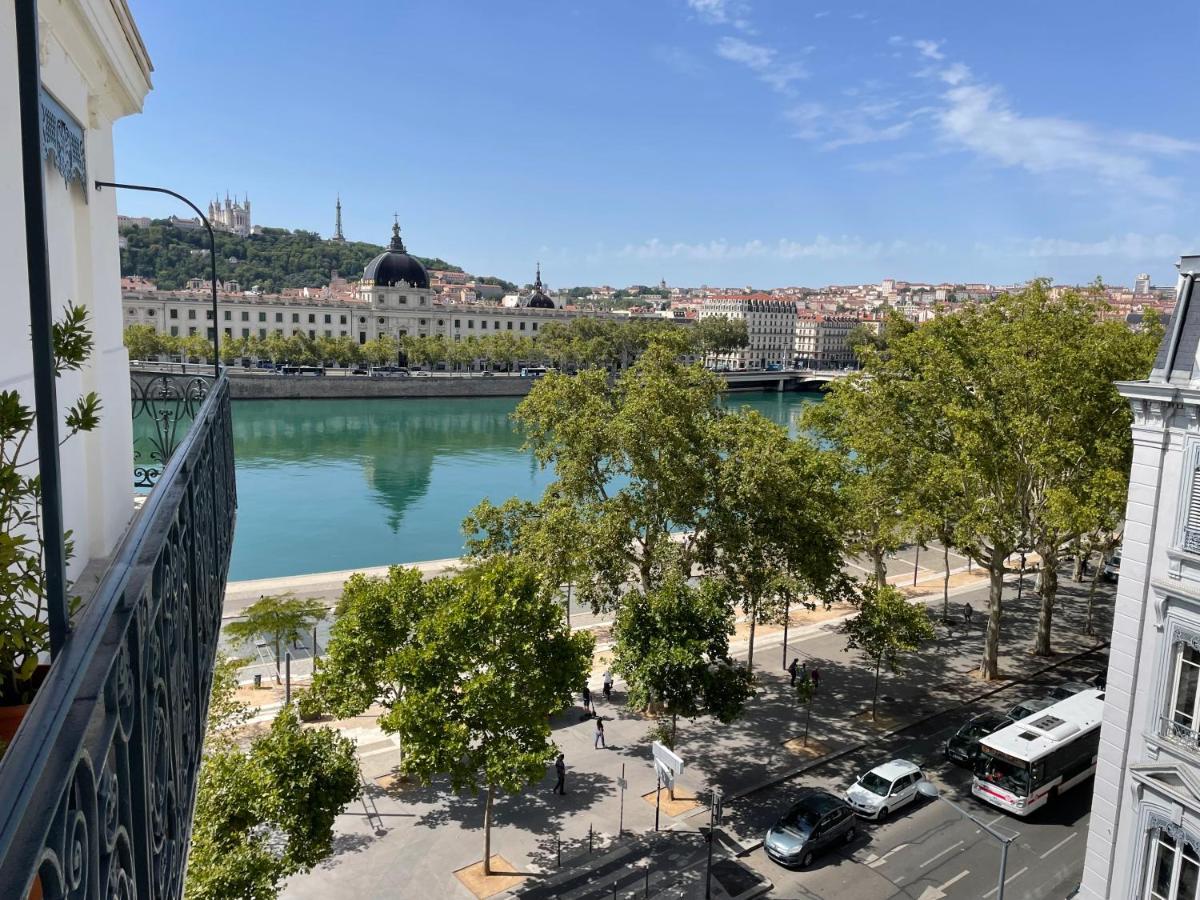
[0,1,236,897]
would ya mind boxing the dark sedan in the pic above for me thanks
[945,712,1010,766]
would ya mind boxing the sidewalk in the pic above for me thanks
[279,566,1112,900]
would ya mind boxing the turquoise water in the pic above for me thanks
[227,391,823,580]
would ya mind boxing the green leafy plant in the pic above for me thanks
[224,593,327,685]
[0,303,100,705]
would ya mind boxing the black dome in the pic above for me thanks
[364,221,429,289]
[525,262,555,309]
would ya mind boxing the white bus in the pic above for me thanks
[972,688,1104,816]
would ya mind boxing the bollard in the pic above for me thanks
[645,866,650,897]
[589,823,594,853]
[557,835,561,868]
[612,883,618,900]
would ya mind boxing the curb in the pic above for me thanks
[726,639,1110,854]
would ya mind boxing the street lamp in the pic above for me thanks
[94,181,220,377]
[916,780,1015,899]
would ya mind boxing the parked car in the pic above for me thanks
[1006,696,1056,722]
[1046,681,1093,701]
[1102,548,1122,582]
[845,759,925,820]
[763,790,857,869]
[945,712,1010,766]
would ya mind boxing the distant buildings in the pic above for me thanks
[699,294,797,369]
[208,192,252,236]
[1136,272,1152,295]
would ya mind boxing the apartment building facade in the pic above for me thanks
[700,294,797,369]
[1079,256,1200,899]
[794,313,858,368]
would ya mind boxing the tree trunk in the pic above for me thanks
[483,784,494,875]
[1072,551,1084,582]
[980,562,1004,680]
[872,548,887,585]
[668,713,678,801]
[872,658,881,722]
[746,596,758,675]
[804,697,812,746]
[274,637,282,684]
[1086,553,1102,636]
[942,544,951,622]
[1033,555,1058,657]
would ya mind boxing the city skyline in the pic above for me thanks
[117,0,1198,287]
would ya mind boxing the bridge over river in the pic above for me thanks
[719,368,850,392]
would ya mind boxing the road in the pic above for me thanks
[735,654,1104,900]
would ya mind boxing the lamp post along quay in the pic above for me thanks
[94,180,221,377]
[917,781,1015,899]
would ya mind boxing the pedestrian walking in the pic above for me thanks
[788,658,800,685]
[553,753,566,795]
[594,718,606,749]
[1094,671,1107,691]
[811,667,821,692]
[581,685,592,714]
[963,602,973,629]
[602,669,614,701]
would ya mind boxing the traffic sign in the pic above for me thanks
[652,741,684,777]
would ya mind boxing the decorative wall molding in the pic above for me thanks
[1148,813,1200,853]
[39,86,87,200]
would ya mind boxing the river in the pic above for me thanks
[227,391,823,580]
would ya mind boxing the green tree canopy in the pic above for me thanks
[123,323,161,360]
[224,593,327,684]
[382,558,594,875]
[611,574,753,748]
[839,580,935,721]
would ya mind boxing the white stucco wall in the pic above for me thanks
[0,1,151,579]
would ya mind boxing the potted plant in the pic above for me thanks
[0,303,101,745]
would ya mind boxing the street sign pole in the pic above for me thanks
[618,764,626,836]
[705,787,722,900]
[655,769,662,832]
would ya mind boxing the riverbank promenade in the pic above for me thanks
[241,557,1110,900]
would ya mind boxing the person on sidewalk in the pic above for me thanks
[788,658,800,685]
[811,667,821,692]
[602,670,614,701]
[963,602,973,629]
[553,753,566,795]
[594,718,606,749]
[581,685,592,715]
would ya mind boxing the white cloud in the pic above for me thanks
[716,36,808,92]
[686,0,753,30]
[934,65,1188,200]
[987,233,1196,260]
[786,90,925,150]
[615,236,945,262]
[814,10,830,18]
[913,39,944,60]
[687,0,731,24]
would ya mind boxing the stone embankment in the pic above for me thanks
[227,371,536,400]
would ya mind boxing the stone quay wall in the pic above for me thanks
[227,372,536,400]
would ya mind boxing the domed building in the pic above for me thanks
[355,217,436,344]
[363,218,430,289]
[523,263,555,309]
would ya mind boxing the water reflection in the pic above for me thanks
[228,392,822,580]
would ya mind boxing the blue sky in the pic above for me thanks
[117,0,1199,289]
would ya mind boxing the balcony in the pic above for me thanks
[1161,715,1200,753]
[132,370,218,489]
[0,373,236,899]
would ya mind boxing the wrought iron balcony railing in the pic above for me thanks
[1161,715,1200,751]
[132,371,216,489]
[0,373,236,899]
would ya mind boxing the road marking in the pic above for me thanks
[867,843,910,868]
[920,841,965,868]
[939,870,970,890]
[1039,832,1077,859]
[982,866,1028,898]
[984,814,1006,828]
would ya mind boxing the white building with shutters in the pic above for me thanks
[699,294,797,370]
[1078,255,1200,899]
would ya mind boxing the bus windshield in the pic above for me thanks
[975,752,1030,796]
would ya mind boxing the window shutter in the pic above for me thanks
[1190,467,1200,531]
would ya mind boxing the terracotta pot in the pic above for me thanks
[0,665,51,746]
